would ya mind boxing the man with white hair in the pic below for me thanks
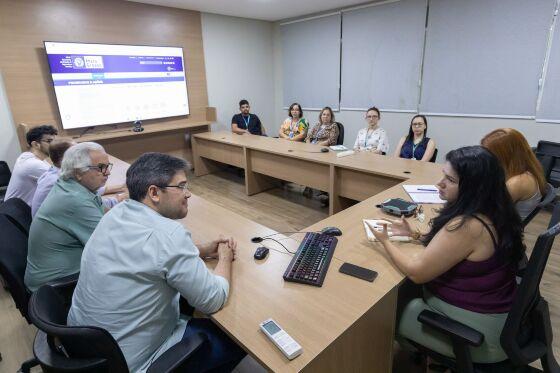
[25,142,111,291]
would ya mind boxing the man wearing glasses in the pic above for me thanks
[25,142,113,291]
[5,124,58,206]
[68,152,245,372]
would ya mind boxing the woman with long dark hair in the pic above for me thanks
[393,114,436,161]
[368,146,524,363]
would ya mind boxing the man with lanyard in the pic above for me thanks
[231,99,266,136]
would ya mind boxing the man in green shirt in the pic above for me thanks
[25,142,112,291]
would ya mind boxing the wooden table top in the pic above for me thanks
[108,138,445,372]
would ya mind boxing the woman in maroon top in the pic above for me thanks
[369,146,524,363]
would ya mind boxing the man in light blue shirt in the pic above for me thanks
[68,152,245,372]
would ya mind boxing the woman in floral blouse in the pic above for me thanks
[305,107,339,146]
[279,103,309,142]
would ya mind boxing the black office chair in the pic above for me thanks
[522,183,557,228]
[429,148,438,163]
[0,160,10,203]
[409,202,560,373]
[535,141,560,187]
[0,214,79,373]
[335,122,344,145]
[28,284,209,373]
[0,214,32,323]
[0,197,32,236]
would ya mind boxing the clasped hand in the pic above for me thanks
[199,235,237,260]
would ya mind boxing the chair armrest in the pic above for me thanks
[45,272,79,291]
[418,310,484,347]
[147,332,208,373]
[34,330,107,371]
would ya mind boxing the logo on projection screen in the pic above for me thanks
[72,57,85,68]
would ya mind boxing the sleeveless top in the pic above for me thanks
[515,188,542,221]
[400,137,430,160]
[426,216,517,314]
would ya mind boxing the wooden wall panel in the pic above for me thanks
[0,0,210,150]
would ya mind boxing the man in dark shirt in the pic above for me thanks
[231,99,266,136]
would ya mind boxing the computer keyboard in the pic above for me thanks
[283,233,337,287]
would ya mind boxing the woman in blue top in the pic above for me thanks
[394,115,436,161]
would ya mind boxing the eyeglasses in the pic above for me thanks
[157,183,190,193]
[411,123,425,127]
[366,115,379,119]
[87,163,113,175]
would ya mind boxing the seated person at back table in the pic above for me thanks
[353,107,389,154]
[393,114,436,161]
[279,102,309,141]
[481,128,546,221]
[231,99,266,136]
[5,124,58,206]
[25,142,112,291]
[68,152,245,372]
[31,139,127,216]
[368,146,524,364]
[305,106,339,146]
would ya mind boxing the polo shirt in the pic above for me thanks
[231,113,263,135]
[25,177,104,291]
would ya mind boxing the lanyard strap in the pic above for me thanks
[242,114,250,128]
[411,138,423,159]
[363,129,372,148]
[290,119,299,134]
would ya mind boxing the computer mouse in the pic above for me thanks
[320,147,329,153]
[321,226,342,236]
[254,246,269,260]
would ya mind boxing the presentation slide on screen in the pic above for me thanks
[45,42,190,129]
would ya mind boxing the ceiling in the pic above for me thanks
[127,0,376,21]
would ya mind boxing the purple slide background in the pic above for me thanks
[47,54,184,74]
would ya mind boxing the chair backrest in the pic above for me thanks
[501,202,560,365]
[429,148,438,163]
[335,122,344,145]
[536,141,560,187]
[522,183,557,227]
[0,215,32,322]
[0,161,11,188]
[29,285,130,372]
[0,198,32,236]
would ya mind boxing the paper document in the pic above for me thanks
[402,185,445,204]
[329,145,348,151]
[363,219,410,242]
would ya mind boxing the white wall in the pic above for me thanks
[0,70,21,169]
[272,24,557,161]
[201,13,275,133]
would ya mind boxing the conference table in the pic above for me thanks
[109,132,443,372]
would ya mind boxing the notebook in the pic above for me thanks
[363,219,410,242]
[402,185,445,204]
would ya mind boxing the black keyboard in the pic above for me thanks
[283,233,337,287]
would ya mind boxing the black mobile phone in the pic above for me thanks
[339,262,378,282]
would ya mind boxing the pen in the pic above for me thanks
[417,188,437,192]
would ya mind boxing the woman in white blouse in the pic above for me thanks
[353,107,389,154]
